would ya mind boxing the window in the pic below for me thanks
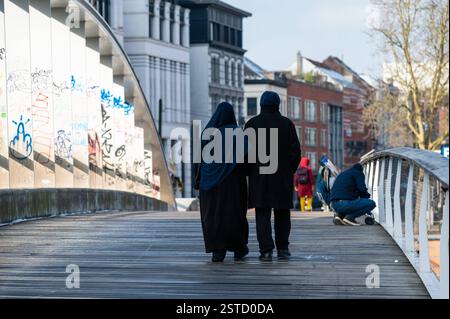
[305,152,317,171]
[305,100,317,122]
[231,62,236,87]
[237,64,242,88]
[224,60,229,85]
[305,128,317,146]
[287,97,300,119]
[293,98,301,120]
[247,98,257,116]
[296,126,302,144]
[321,129,327,147]
[211,57,220,84]
[320,103,328,124]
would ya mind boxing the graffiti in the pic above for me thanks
[100,89,112,107]
[112,95,134,116]
[0,48,5,60]
[31,69,52,92]
[101,103,115,184]
[7,70,30,93]
[70,75,84,92]
[115,145,126,161]
[9,115,33,160]
[88,130,101,164]
[144,150,153,187]
[32,93,52,165]
[86,85,99,97]
[55,129,72,159]
[101,88,134,116]
[72,122,88,146]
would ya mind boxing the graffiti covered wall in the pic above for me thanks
[0,0,165,204]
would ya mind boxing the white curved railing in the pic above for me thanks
[361,147,449,299]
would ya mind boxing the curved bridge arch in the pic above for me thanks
[0,0,175,222]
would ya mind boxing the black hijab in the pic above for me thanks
[199,102,245,191]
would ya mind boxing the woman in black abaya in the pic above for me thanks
[195,102,249,262]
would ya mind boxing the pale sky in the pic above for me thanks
[225,0,381,78]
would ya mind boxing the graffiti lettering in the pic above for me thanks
[0,48,5,60]
[55,129,72,159]
[32,93,52,164]
[10,115,33,160]
[7,70,30,93]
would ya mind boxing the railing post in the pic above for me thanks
[372,159,381,221]
[393,159,403,240]
[404,164,415,254]
[440,190,449,299]
[368,161,374,197]
[378,158,386,224]
[419,172,431,273]
[385,158,394,234]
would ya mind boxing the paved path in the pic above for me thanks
[0,211,429,299]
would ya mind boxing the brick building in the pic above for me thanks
[287,79,344,173]
[322,56,376,167]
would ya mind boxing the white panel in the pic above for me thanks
[86,38,102,189]
[133,126,144,194]
[29,0,54,188]
[0,0,9,188]
[144,149,153,197]
[5,0,34,188]
[124,98,135,192]
[112,81,127,191]
[52,8,73,187]
[70,22,89,188]
[100,57,115,189]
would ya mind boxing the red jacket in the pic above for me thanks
[294,157,314,197]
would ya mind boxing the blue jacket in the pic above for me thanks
[330,164,370,202]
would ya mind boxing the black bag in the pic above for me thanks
[297,167,309,185]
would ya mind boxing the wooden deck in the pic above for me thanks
[0,210,429,299]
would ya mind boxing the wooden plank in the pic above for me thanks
[0,211,430,299]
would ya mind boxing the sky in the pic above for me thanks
[225,0,382,78]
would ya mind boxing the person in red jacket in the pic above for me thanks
[295,157,315,212]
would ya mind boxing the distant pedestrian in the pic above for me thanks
[330,163,376,226]
[245,91,301,261]
[295,157,314,212]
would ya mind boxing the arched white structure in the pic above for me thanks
[0,0,175,208]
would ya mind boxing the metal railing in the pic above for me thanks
[361,147,449,299]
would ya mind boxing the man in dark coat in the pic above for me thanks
[329,163,376,226]
[245,91,301,261]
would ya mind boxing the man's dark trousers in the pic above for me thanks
[255,208,291,253]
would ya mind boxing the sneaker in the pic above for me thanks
[343,218,362,226]
[333,215,346,225]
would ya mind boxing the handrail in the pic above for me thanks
[361,147,449,190]
[361,147,449,299]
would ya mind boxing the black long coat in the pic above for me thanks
[245,107,301,209]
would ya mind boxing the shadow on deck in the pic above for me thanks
[0,211,429,299]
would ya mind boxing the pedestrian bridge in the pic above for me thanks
[0,147,448,299]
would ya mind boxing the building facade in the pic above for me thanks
[288,52,370,169]
[179,0,251,127]
[287,79,344,172]
[91,0,192,197]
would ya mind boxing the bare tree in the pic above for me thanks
[369,0,449,151]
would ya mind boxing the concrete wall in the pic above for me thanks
[0,188,168,224]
